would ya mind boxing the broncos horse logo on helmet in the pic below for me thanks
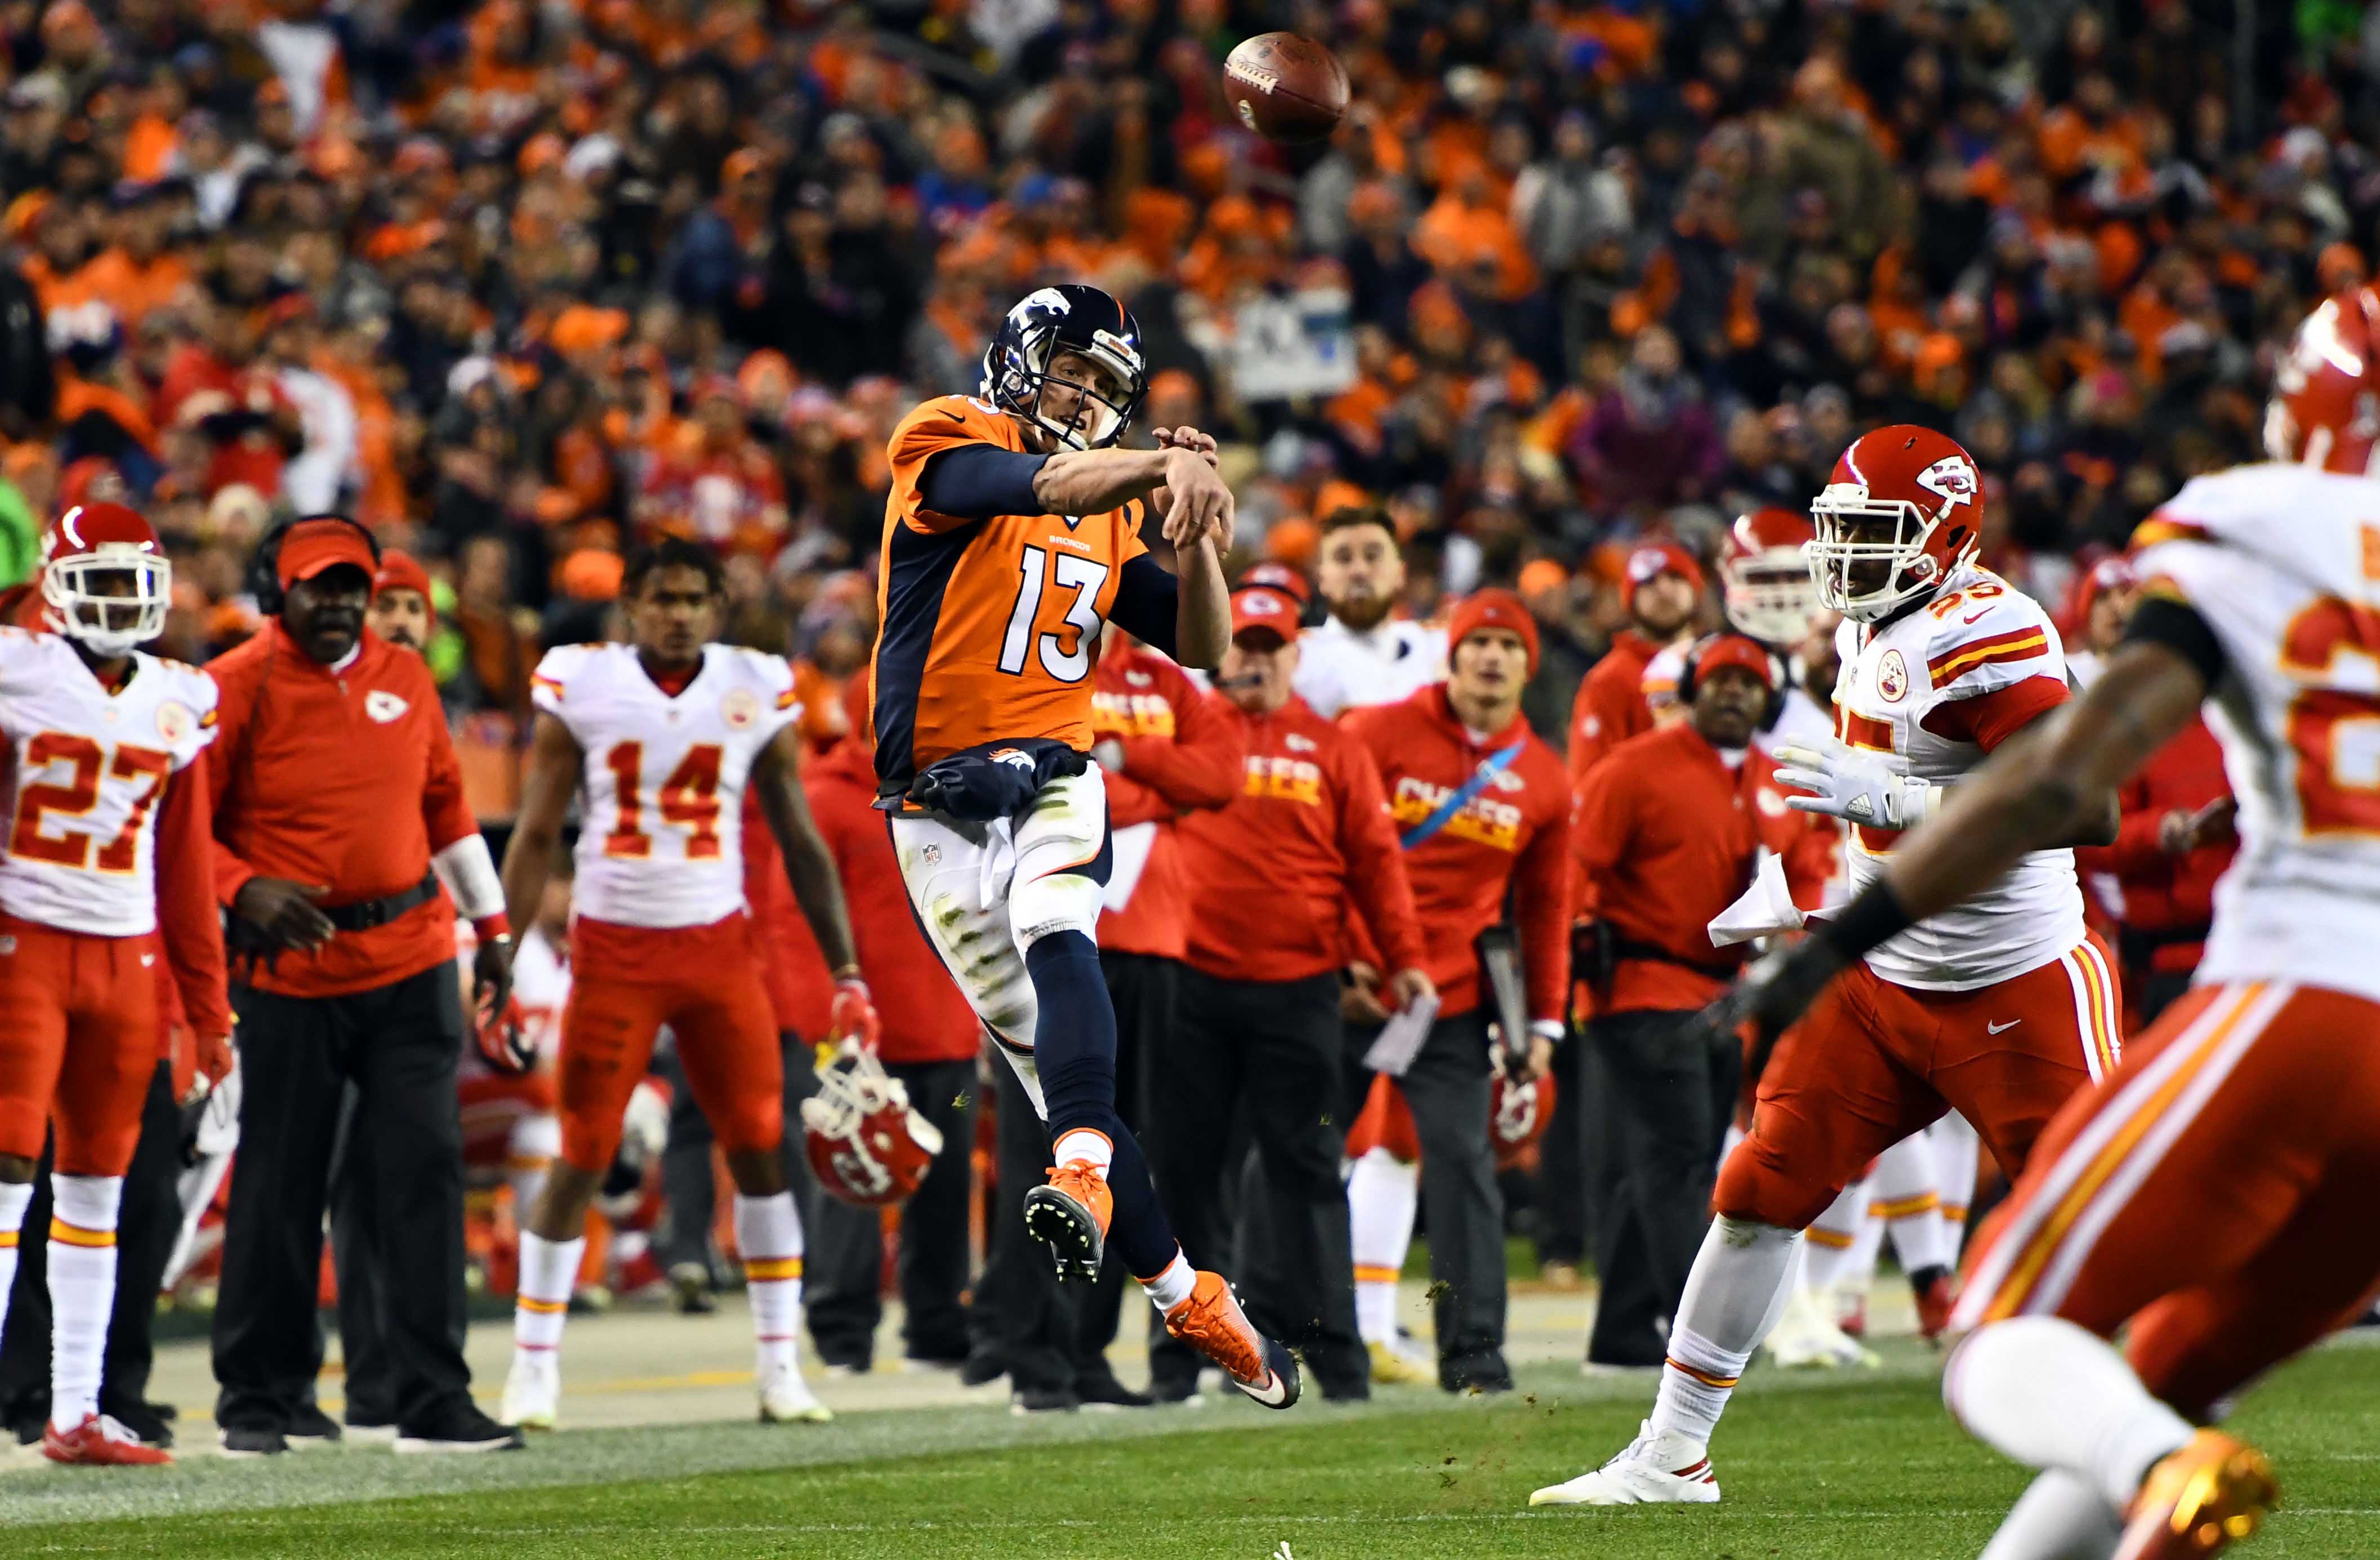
[981,283,1148,452]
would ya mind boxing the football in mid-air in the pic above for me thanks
[1222,33,1350,145]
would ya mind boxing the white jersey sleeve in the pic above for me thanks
[1835,568,2084,990]
[2134,462,2380,1004]
[537,643,796,930]
[0,638,220,936]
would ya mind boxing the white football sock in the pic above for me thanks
[1051,1129,1112,1176]
[1844,1184,1889,1304]
[507,1115,559,1223]
[514,1231,584,1354]
[1978,1470,2125,1560]
[0,1179,30,1347]
[735,1192,805,1375]
[1872,1133,1952,1274]
[1945,1317,2194,1511]
[48,1174,123,1429]
[1141,1250,1195,1312]
[1348,1149,1419,1344]
[1931,1113,1982,1239]
[1649,1219,1799,1446]
[1800,1179,1867,1295]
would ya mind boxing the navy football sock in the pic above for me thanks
[1023,931,1179,1280]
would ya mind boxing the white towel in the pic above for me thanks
[1708,849,1807,947]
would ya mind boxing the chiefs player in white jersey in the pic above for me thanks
[0,503,231,1467]
[1533,427,2125,1509]
[1736,286,2380,1560]
[496,538,876,1430]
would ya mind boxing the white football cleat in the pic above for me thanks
[1530,1420,1722,1506]
[757,1359,833,1424]
[500,1351,559,1430]
[1763,1285,1880,1370]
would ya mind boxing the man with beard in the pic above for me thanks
[1566,542,1702,783]
[1292,507,1447,720]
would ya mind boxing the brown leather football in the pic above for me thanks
[1221,33,1350,146]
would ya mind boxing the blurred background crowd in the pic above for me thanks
[4,0,2376,783]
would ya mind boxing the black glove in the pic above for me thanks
[1694,935,1855,1089]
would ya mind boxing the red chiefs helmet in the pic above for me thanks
[1488,1070,1556,1173]
[1719,509,1821,647]
[2265,286,2380,474]
[41,502,170,656]
[1808,425,1983,622]
[800,1045,944,1207]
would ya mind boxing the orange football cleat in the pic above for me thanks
[1162,1270,1301,1410]
[43,1414,172,1466]
[2114,1430,2278,1560]
[1021,1160,1113,1281]
[1913,1271,1957,1344]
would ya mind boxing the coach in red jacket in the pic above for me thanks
[1569,633,1816,1367]
[1155,586,1429,1403]
[2076,713,2235,1026]
[1343,590,1570,1394]
[1565,541,1701,783]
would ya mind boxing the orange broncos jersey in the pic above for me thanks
[871,394,1153,793]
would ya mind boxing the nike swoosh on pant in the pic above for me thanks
[1986,1019,2021,1033]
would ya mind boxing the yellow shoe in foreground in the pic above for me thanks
[1022,1160,1113,1282]
[1163,1271,1299,1409]
[758,1359,834,1424]
[1368,1339,1434,1387]
[2114,1430,2278,1560]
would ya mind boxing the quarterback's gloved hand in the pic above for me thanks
[1774,744,1941,830]
[831,975,881,1052]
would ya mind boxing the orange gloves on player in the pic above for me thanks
[830,974,881,1051]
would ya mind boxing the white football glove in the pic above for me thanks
[1773,744,1942,831]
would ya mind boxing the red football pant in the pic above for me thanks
[0,915,158,1176]
[1717,933,2122,1231]
[1953,980,2380,1417]
[556,913,782,1173]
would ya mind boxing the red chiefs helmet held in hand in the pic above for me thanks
[1719,509,1821,647]
[1488,1069,1555,1173]
[1808,426,1984,622]
[801,1044,945,1207]
[2265,287,2380,474]
[42,502,171,656]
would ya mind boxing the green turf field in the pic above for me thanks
[11,1338,2379,1558]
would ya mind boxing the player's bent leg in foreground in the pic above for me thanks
[893,791,1299,1410]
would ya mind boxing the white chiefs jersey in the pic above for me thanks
[0,630,217,937]
[531,643,801,929]
[1642,640,1835,756]
[1833,564,2084,989]
[1293,616,1447,718]
[2135,463,2380,1006]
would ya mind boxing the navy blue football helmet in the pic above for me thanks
[981,284,1147,451]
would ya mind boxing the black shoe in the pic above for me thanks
[1074,1371,1153,1410]
[151,1400,179,1422]
[1318,1376,1372,1403]
[220,1425,288,1458]
[1008,1385,1079,1415]
[1147,1375,1202,1405]
[1021,1178,1106,1282]
[394,1401,525,1454]
[286,1403,342,1447]
[901,1352,968,1374]
[668,1262,716,1316]
[1441,1356,1515,1395]
[957,1350,1008,1388]
[99,1399,172,1448]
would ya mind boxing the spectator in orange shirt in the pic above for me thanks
[1570,635,1817,1369]
[1565,540,1702,783]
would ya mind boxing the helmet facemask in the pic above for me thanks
[1808,487,1959,623]
[1723,554,1821,645]
[799,1047,945,1202]
[44,549,170,656]
[987,327,1143,452]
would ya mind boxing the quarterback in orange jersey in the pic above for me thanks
[869,284,1305,1408]
[1534,427,2124,1510]
[1738,288,2380,1560]
[0,503,233,1467]
[496,538,876,1430]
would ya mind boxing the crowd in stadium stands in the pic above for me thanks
[0,0,2370,1427]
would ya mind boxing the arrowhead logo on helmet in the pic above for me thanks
[801,1046,946,1208]
[1489,1071,1554,1172]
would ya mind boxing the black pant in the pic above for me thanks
[213,964,471,1436]
[2137,968,2196,1030]
[1342,1007,1507,1384]
[966,1057,1082,1393]
[656,1032,823,1282]
[0,1062,180,1430]
[1532,1025,1589,1268]
[1584,1006,1739,1367]
[1151,968,1364,1394]
[806,1057,976,1368]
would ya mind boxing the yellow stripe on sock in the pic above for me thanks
[0,1230,16,1249]
[1803,1227,1856,1250]
[745,1256,803,1282]
[1353,1264,1401,1284]
[518,1295,569,1314]
[1870,1192,1941,1221]
[1665,1357,1740,1390]
[48,1219,113,1249]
